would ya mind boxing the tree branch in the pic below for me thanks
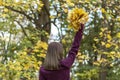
[42,0,50,16]
[5,6,34,21]
[15,20,34,44]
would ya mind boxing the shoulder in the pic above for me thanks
[40,66,44,72]
[60,60,71,69]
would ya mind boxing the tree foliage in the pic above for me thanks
[0,0,120,80]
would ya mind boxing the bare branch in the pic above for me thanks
[5,6,34,21]
[15,20,34,44]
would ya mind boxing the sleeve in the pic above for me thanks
[61,24,84,68]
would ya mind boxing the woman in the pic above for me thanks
[39,24,84,80]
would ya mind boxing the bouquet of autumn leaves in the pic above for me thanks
[67,7,89,31]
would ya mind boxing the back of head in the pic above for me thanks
[43,42,63,70]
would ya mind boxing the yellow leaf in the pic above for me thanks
[1,72,5,76]
[24,64,29,70]
[37,1,44,8]
[67,7,89,31]
[93,62,100,66]
[116,32,120,38]
[100,28,106,32]
[4,8,9,12]
[107,34,112,40]
[103,52,108,54]
[116,52,120,58]
[35,41,48,50]
[38,61,42,65]
[94,38,99,42]
[107,40,111,43]
[117,17,120,21]
[105,43,111,48]
[66,0,74,6]
[49,15,55,19]
[41,42,48,50]
[23,52,27,55]
[62,39,66,44]
[78,60,83,62]
[101,41,105,46]
[85,0,90,3]
[99,32,103,37]
[101,8,106,13]
[110,51,115,55]
[1,14,7,18]
[115,45,119,50]
[0,1,3,5]
[110,63,113,67]
[63,8,68,13]
[33,49,39,52]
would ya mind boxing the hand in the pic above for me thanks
[80,24,84,30]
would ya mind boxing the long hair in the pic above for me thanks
[43,42,63,70]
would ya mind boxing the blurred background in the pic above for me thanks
[0,0,120,80]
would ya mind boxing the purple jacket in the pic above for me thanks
[39,24,84,80]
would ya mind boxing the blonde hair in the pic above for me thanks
[43,42,63,70]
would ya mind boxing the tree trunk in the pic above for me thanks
[35,0,51,42]
[99,68,107,80]
[99,1,108,80]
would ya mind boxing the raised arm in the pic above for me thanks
[61,24,84,68]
